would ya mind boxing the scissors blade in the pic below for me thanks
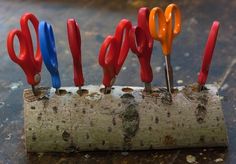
[164,55,173,94]
[198,21,220,90]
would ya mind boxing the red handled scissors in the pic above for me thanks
[129,7,154,93]
[7,13,42,95]
[98,19,132,94]
[67,19,84,95]
[198,21,220,91]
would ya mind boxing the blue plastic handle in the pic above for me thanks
[39,21,61,89]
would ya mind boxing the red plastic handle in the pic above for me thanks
[138,7,154,50]
[98,19,132,87]
[98,36,117,87]
[129,7,154,83]
[129,26,153,83]
[113,19,132,74]
[198,21,220,86]
[7,13,42,85]
[67,19,84,87]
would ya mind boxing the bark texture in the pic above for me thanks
[23,84,228,152]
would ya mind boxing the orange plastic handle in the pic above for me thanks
[149,4,181,55]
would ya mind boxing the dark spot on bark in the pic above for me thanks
[56,125,59,131]
[86,133,89,139]
[199,136,205,143]
[62,120,66,123]
[182,123,184,127]
[31,106,35,110]
[195,104,207,124]
[216,117,219,121]
[167,112,170,117]
[32,133,36,141]
[163,135,176,145]
[120,93,134,99]
[140,140,144,146]
[62,131,70,142]
[148,127,152,131]
[74,103,77,107]
[90,104,93,109]
[52,106,57,113]
[121,104,139,140]
[108,127,112,132]
[37,113,42,121]
[82,108,86,114]
[155,117,159,124]
[28,128,32,131]
[102,140,105,145]
[118,103,121,107]
[112,117,116,126]
[88,144,92,147]
[178,111,182,114]
[161,92,172,105]
[197,94,208,105]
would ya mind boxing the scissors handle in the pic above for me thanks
[39,21,61,89]
[6,13,42,85]
[98,35,117,87]
[20,13,42,67]
[113,19,132,74]
[149,4,181,55]
[198,21,220,87]
[67,19,84,87]
[138,7,154,50]
[129,26,153,83]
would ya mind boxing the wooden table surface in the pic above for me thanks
[0,0,235,163]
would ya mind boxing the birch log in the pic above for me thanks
[23,83,228,153]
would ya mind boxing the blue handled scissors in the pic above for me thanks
[39,21,61,94]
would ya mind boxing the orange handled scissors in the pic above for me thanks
[149,4,181,94]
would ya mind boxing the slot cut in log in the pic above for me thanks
[23,83,228,153]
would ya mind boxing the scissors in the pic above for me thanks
[98,19,132,94]
[67,19,84,95]
[39,21,61,94]
[7,13,42,96]
[129,7,154,93]
[198,21,220,91]
[149,4,181,94]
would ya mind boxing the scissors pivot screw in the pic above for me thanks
[34,74,41,83]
